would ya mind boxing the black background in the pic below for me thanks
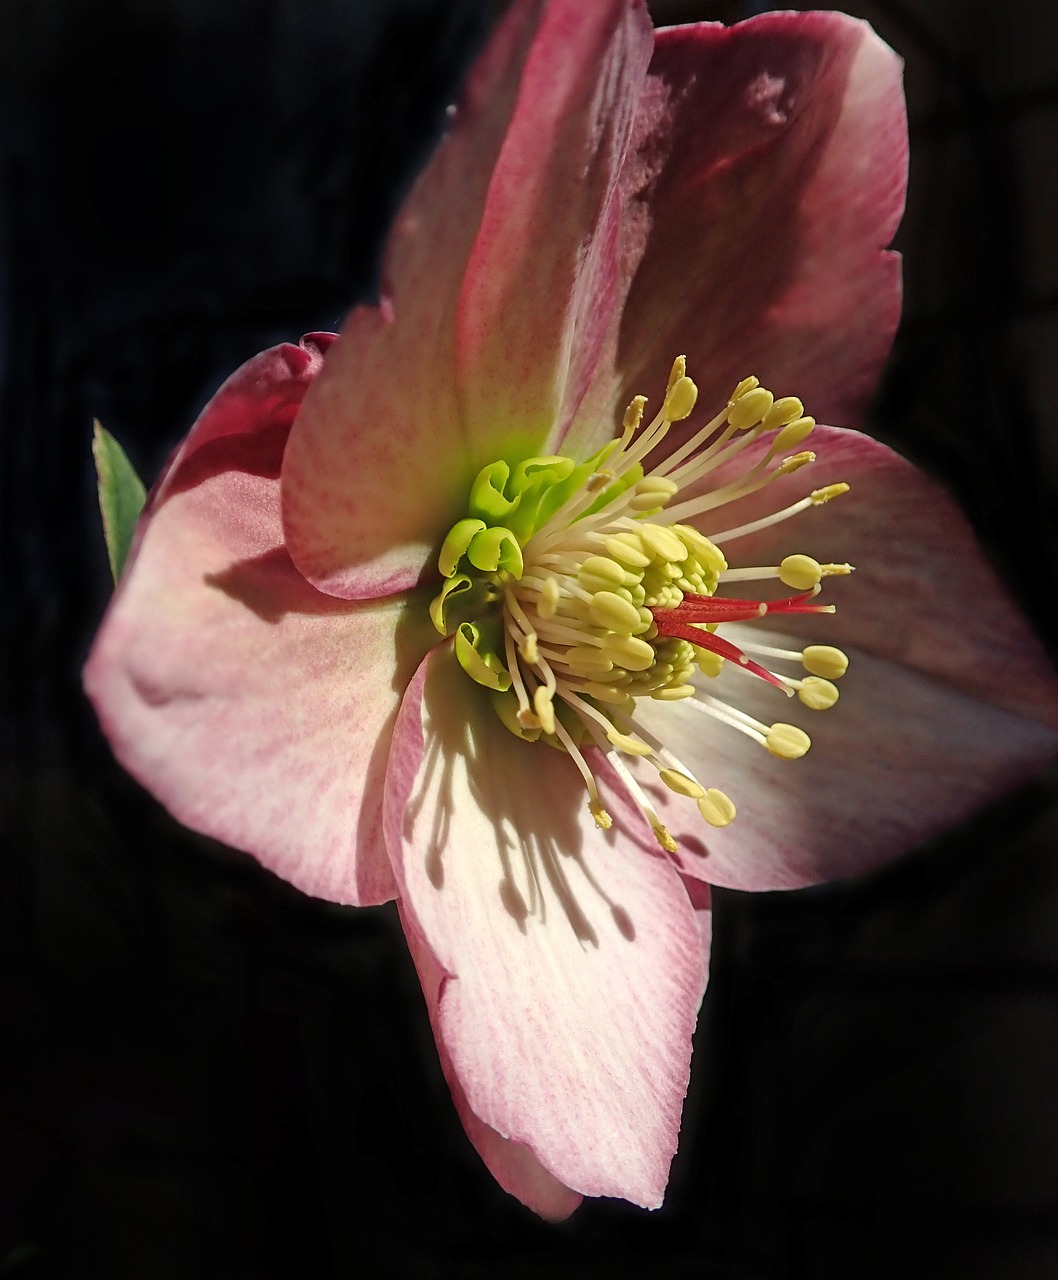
[3,0,1058,1276]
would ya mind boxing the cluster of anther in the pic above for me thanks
[430,359,852,852]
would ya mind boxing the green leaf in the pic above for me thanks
[92,420,146,582]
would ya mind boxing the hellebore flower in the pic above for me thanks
[85,1,1058,1218]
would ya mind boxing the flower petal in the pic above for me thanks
[86,346,436,905]
[564,10,906,457]
[151,334,335,511]
[397,903,583,1221]
[702,425,1058,729]
[384,646,706,1207]
[456,0,653,455]
[635,627,1058,891]
[281,0,555,601]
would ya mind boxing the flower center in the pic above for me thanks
[430,359,852,854]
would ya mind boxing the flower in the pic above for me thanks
[84,0,1058,1220]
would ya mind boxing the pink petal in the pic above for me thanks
[397,903,583,1221]
[151,333,335,509]
[456,0,653,454]
[634,626,1058,892]
[700,425,1058,729]
[86,346,437,906]
[280,0,555,601]
[565,11,906,457]
[384,646,706,1208]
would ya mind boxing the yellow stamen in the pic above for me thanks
[765,723,812,760]
[652,823,678,854]
[811,482,849,504]
[606,730,654,756]
[727,386,774,431]
[778,450,816,475]
[698,789,736,828]
[779,554,823,591]
[797,676,840,710]
[659,768,705,799]
[803,644,849,679]
[590,800,613,830]
[762,396,804,430]
[663,375,698,422]
[666,355,687,394]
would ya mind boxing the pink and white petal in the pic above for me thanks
[456,0,653,456]
[634,626,1058,892]
[148,333,336,511]
[281,1,556,601]
[398,904,583,1221]
[566,11,906,457]
[384,646,706,1207]
[697,425,1058,729]
[86,416,436,907]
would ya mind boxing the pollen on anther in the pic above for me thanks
[590,800,613,830]
[652,823,679,854]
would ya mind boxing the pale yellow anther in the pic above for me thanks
[697,788,736,828]
[765,723,812,760]
[565,646,615,676]
[729,375,759,402]
[663,375,698,422]
[810,482,849,504]
[802,645,849,679]
[586,470,614,493]
[638,523,687,563]
[651,683,696,701]
[519,631,539,664]
[517,707,542,730]
[697,651,725,678]
[588,590,642,633]
[772,416,815,453]
[629,476,679,512]
[652,823,679,854]
[821,562,853,577]
[606,730,654,757]
[762,396,804,431]
[797,676,840,711]
[778,450,816,475]
[666,355,687,394]
[601,633,656,672]
[538,576,560,618]
[532,685,556,735]
[578,555,626,592]
[576,683,635,708]
[779,554,823,591]
[605,532,651,569]
[623,394,647,433]
[659,768,705,799]
[590,800,613,831]
[727,386,774,431]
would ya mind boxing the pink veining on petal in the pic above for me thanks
[398,903,583,1221]
[564,10,907,459]
[86,343,436,906]
[384,646,707,1208]
[281,0,552,602]
[456,0,654,457]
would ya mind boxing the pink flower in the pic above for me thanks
[85,1,1058,1219]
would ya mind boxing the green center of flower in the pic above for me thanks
[430,359,853,852]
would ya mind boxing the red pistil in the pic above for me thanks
[652,618,787,692]
[652,590,832,694]
[658,588,831,625]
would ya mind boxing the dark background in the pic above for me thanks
[3,0,1058,1275]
